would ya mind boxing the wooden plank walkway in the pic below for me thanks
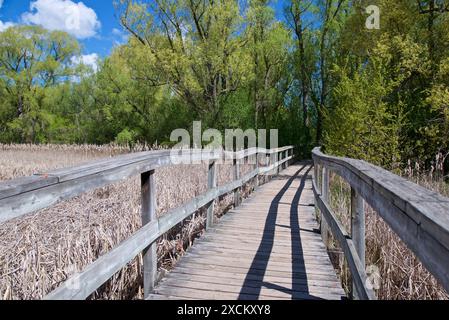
[149,163,346,300]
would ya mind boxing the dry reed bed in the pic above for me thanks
[326,170,449,300]
[0,144,255,300]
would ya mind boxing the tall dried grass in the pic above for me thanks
[0,144,255,300]
[325,153,449,300]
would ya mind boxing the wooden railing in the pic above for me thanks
[312,147,449,300]
[0,146,294,300]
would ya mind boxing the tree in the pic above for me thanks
[248,0,291,130]
[323,0,449,169]
[314,0,347,144]
[117,0,252,125]
[286,0,313,141]
[89,42,193,144]
[0,25,80,142]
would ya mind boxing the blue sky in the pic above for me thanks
[0,0,290,61]
[0,0,127,59]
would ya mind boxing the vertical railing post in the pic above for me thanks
[255,150,260,188]
[233,154,241,207]
[351,187,366,299]
[280,150,284,170]
[267,152,271,180]
[290,148,294,166]
[314,161,319,209]
[284,150,288,169]
[276,150,279,175]
[141,170,157,298]
[273,150,279,175]
[283,150,286,169]
[321,166,330,247]
[206,160,217,229]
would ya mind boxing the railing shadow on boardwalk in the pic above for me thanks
[238,162,322,300]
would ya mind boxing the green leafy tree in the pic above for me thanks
[117,0,252,126]
[0,25,80,142]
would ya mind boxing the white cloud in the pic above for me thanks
[71,53,99,72]
[112,28,122,36]
[21,0,101,39]
[112,28,129,46]
[0,20,14,32]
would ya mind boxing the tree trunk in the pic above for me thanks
[428,0,437,80]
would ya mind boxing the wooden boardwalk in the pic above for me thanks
[4,146,448,300]
[149,163,346,300]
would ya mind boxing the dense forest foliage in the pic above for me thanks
[0,0,448,170]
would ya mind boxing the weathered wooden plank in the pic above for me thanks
[187,245,333,262]
[174,260,340,281]
[0,175,59,200]
[199,233,328,249]
[189,246,331,262]
[154,286,290,300]
[168,267,343,289]
[192,241,329,257]
[46,150,172,182]
[216,219,318,229]
[155,281,343,300]
[218,209,318,221]
[179,253,336,273]
[218,211,317,221]
[146,293,189,300]
[210,225,320,237]
[206,229,327,243]
[216,220,319,230]
[209,211,316,225]
[159,274,345,296]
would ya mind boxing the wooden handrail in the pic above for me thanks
[0,146,294,300]
[312,147,449,299]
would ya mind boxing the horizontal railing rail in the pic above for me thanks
[312,147,449,300]
[0,146,294,300]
